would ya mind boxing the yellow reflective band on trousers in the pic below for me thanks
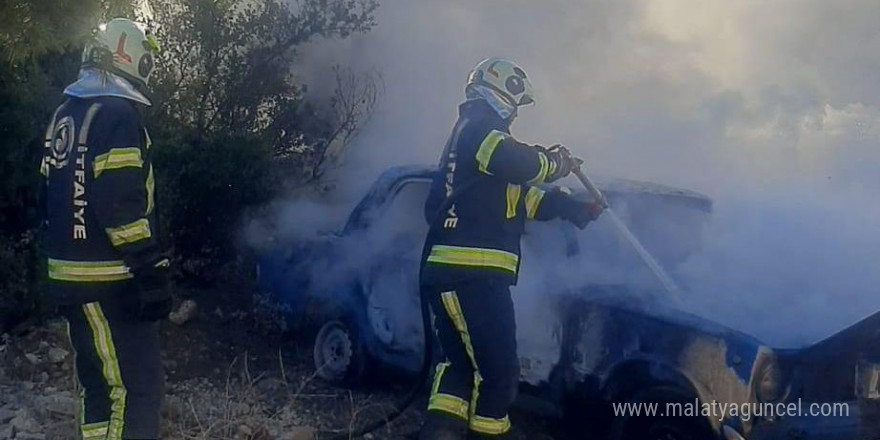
[48,259,133,282]
[440,291,482,423]
[428,362,471,420]
[470,414,512,435]
[83,303,127,440]
[93,147,143,178]
[440,292,478,370]
[505,184,521,219]
[475,130,508,175]
[430,393,470,421]
[524,186,546,220]
[105,218,152,247]
[145,165,155,216]
[427,245,519,274]
[431,362,450,395]
[81,421,109,440]
[439,291,512,435]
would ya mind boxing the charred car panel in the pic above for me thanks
[256,165,880,439]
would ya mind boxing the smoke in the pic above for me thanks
[257,0,880,349]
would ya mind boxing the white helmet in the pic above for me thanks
[466,57,535,108]
[82,18,160,89]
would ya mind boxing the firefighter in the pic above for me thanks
[39,18,170,440]
[419,57,604,439]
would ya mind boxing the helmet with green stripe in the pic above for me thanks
[466,58,535,108]
[82,18,160,89]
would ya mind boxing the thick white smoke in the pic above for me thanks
[271,0,880,348]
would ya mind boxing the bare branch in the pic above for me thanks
[308,65,384,184]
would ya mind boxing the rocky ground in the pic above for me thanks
[0,290,559,440]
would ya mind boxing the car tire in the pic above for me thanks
[313,319,366,386]
[608,385,716,440]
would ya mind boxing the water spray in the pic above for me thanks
[572,162,682,301]
[316,165,681,438]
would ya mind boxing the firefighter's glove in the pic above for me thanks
[561,199,604,229]
[130,258,173,321]
[545,144,576,183]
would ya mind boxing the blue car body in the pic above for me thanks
[256,165,880,440]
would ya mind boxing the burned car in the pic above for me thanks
[255,165,880,440]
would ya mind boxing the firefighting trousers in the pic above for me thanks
[61,296,163,440]
[425,277,519,437]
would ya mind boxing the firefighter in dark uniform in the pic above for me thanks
[419,57,605,439]
[39,18,171,440]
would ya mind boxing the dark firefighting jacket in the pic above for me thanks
[40,96,162,305]
[421,99,582,288]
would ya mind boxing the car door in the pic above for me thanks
[357,179,431,371]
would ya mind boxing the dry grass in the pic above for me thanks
[162,354,408,440]
[1,314,422,440]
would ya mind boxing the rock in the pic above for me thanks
[24,353,40,365]
[0,424,12,440]
[11,409,40,433]
[162,359,178,371]
[250,426,271,440]
[237,424,253,438]
[16,433,46,440]
[231,402,251,415]
[281,426,315,440]
[44,393,76,417]
[47,347,69,364]
[0,406,15,424]
[168,300,198,326]
[255,377,285,394]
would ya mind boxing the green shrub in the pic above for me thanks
[153,132,277,279]
[0,50,79,329]
[0,232,41,329]
[0,0,379,323]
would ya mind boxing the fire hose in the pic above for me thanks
[314,179,476,440]
[317,163,680,438]
[572,162,682,300]
[315,286,434,440]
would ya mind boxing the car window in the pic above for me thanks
[519,193,712,296]
[358,180,431,259]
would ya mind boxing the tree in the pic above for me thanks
[0,36,84,330]
[0,0,134,61]
[145,0,380,277]
[0,0,381,328]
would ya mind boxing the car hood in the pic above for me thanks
[566,285,765,346]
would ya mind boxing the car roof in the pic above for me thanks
[344,164,713,233]
[340,166,761,344]
[381,164,711,205]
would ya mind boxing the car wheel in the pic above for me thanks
[313,320,366,386]
[608,386,715,440]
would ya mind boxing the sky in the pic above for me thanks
[285,0,880,347]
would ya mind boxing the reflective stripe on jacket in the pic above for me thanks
[41,96,163,305]
[421,99,574,287]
